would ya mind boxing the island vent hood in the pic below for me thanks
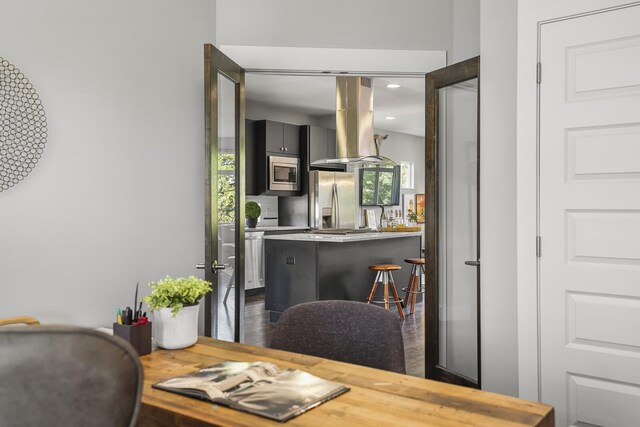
[311,76,393,166]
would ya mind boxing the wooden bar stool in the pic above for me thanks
[367,264,404,319]
[403,258,426,315]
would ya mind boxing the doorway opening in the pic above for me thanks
[204,45,482,384]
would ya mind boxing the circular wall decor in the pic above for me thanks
[0,56,48,192]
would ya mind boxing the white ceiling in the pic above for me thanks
[246,74,426,137]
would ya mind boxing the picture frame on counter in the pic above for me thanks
[402,193,415,221]
[365,209,378,230]
[416,194,426,224]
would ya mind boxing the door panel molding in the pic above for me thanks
[538,4,640,424]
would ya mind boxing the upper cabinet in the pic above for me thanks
[257,120,300,156]
[282,124,300,156]
[245,120,258,196]
[301,125,344,171]
[250,119,302,196]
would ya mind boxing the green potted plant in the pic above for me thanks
[407,209,419,226]
[144,276,211,350]
[245,201,261,228]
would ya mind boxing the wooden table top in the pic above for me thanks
[139,337,554,426]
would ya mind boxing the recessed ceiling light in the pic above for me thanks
[385,116,396,120]
[386,83,401,89]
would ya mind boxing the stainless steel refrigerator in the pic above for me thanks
[309,171,356,230]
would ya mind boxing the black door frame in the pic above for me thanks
[204,44,246,342]
[425,56,481,388]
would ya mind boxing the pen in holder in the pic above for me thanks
[113,322,152,356]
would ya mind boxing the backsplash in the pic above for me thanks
[246,195,278,227]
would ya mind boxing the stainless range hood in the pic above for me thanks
[311,76,395,166]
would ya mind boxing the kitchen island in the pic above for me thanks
[264,231,423,322]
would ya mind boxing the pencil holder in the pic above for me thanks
[113,322,152,356]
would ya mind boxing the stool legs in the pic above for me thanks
[388,273,405,319]
[403,265,416,309]
[383,271,389,311]
[410,268,419,315]
[367,270,404,319]
[367,271,381,304]
[403,264,425,315]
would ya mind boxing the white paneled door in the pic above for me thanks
[539,5,640,426]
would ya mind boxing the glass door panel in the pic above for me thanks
[425,56,480,388]
[437,79,479,382]
[216,73,238,341]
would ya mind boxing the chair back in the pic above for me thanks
[269,300,406,374]
[0,326,142,427]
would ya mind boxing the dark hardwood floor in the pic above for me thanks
[235,293,426,378]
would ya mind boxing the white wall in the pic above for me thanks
[479,0,519,396]
[217,0,453,52]
[453,0,481,63]
[516,0,638,401]
[0,0,216,327]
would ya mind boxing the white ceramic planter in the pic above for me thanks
[153,304,199,350]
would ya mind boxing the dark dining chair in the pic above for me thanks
[0,326,143,427]
[269,300,406,374]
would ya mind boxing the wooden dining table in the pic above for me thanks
[139,337,554,426]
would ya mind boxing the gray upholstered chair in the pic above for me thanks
[0,326,143,427]
[269,300,406,374]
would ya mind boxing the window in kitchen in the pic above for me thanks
[400,161,414,189]
[218,153,236,223]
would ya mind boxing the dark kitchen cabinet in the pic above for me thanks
[257,120,299,156]
[255,119,302,196]
[245,120,258,195]
[301,125,345,171]
[282,123,300,156]
[327,128,337,159]
[263,120,284,153]
[307,126,326,163]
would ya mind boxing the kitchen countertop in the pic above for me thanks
[262,231,422,242]
[245,226,310,232]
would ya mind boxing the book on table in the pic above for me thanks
[152,361,350,422]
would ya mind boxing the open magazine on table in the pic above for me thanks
[152,361,350,422]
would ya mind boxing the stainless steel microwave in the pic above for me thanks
[268,156,300,192]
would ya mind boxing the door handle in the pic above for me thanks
[196,260,227,273]
[464,260,480,266]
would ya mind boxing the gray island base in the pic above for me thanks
[264,232,423,322]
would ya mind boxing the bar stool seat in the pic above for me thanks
[367,264,404,319]
[369,264,402,272]
[403,258,426,315]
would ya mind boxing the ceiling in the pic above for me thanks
[245,73,426,137]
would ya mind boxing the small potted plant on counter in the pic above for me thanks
[144,276,212,350]
[407,209,419,227]
[245,201,261,229]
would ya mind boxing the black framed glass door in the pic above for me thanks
[203,44,246,342]
[425,56,480,388]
